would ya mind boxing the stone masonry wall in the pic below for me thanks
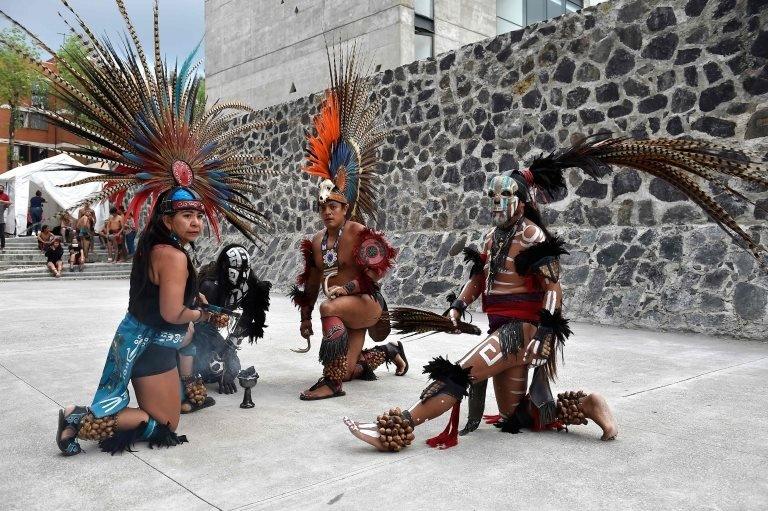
[199,0,768,340]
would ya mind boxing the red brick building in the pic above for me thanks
[0,61,83,174]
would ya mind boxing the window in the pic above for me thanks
[497,0,523,32]
[414,0,434,19]
[497,0,583,34]
[415,33,434,60]
[414,0,434,60]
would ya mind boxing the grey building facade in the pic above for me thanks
[205,0,599,110]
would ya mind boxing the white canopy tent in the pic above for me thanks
[0,154,109,235]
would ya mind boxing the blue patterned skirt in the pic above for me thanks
[90,313,185,418]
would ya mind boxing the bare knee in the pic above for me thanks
[319,300,336,317]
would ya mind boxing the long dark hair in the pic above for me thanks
[511,173,554,240]
[131,190,197,299]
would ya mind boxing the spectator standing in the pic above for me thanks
[45,237,64,278]
[69,236,85,272]
[28,191,46,236]
[0,184,11,253]
[105,206,124,262]
[75,212,92,262]
[124,211,137,257]
[37,225,54,252]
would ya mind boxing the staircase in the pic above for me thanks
[0,236,131,282]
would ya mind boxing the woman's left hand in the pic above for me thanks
[197,292,209,306]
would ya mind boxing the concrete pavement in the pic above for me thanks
[0,280,766,510]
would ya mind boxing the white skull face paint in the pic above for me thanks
[318,179,336,203]
[487,175,520,226]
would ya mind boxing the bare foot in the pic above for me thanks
[343,416,386,451]
[582,393,618,441]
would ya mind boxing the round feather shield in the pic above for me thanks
[358,238,386,267]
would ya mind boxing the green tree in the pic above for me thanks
[57,34,88,89]
[0,28,45,170]
[194,76,206,118]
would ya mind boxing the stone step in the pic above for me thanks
[0,263,131,281]
[0,262,131,275]
[0,273,130,282]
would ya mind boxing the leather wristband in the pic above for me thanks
[450,299,468,314]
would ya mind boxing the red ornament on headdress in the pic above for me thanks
[172,160,193,187]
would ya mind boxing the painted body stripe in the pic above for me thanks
[459,334,499,365]
[545,290,557,313]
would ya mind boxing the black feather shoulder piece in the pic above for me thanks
[462,247,485,277]
[514,236,569,276]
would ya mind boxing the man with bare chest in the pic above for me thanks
[292,196,406,400]
[290,44,407,400]
[345,171,618,451]
[105,206,124,262]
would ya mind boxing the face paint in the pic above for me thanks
[487,175,520,226]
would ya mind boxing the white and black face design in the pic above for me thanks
[225,246,250,285]
[487,175,520,226]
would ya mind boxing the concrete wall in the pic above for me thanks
[206,0,501,110]
[205,0,410,110]
[199,0,768,340]
[433,0,496,55]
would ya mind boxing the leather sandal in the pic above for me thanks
[299,377,346,401]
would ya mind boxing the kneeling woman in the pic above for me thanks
[56,188,227,456]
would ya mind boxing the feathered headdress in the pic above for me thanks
[508,134,768,267]
[0,0,274,243]
[304,43,388,223]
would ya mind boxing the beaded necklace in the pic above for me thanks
[321,222,346,278]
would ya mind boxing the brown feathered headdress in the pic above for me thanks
[512,134,768,268]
